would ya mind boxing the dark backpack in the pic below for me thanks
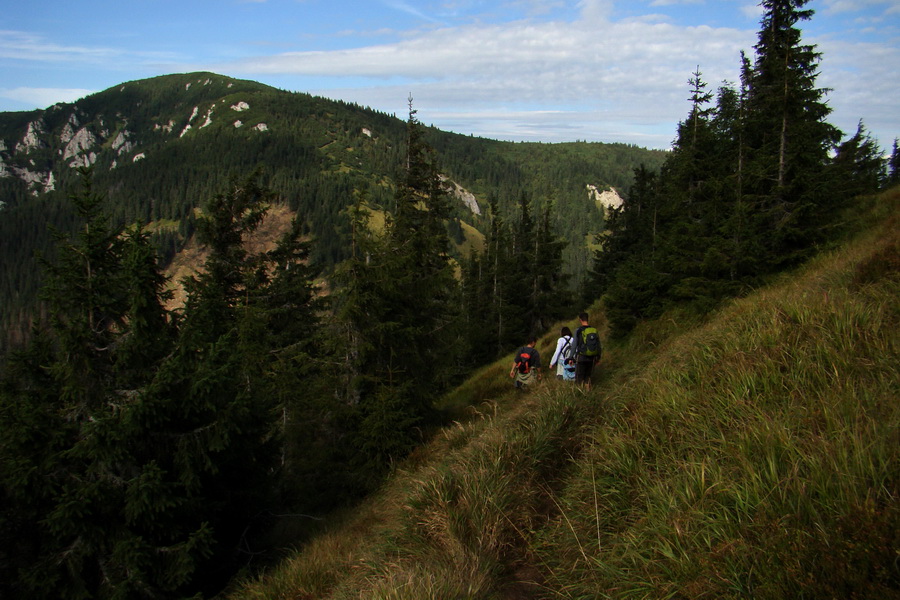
[560,336,575,364]
[578,326,601,358]
[517,349,533,374]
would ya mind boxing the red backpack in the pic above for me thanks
[517,350,533,373]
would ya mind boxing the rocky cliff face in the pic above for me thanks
[1,110,100,195]
[443,176,481,216]
[0,75,277,198]
[586,184,623,215]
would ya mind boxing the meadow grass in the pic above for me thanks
[532,193,899,599]
[229,189,898,599]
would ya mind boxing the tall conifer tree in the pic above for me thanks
[464,193,519,361]
[826,122,887,198]
[592,165,668,335]
[889,139,900,186]
[658,68,725,306]
[336,99,459,468]
[532,201,570,331]
[0,171,189,598]
[744,0,841,268]
[594,1,866,337]
[0,170,326,597]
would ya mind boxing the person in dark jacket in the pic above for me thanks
[509,335,542,389]
[573,313,601,390]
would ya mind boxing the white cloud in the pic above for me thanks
[224,16,750,99]
[577,0,614,24]
[0,30,181,70]
[0,86,92,107]
[213,7,754,146]
[822,0,900,15]
[739,3,764,20]
[2,2,894,149]
[0,30,118,62]
[813,35,900,142]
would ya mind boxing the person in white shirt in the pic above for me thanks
[549,326,575,381]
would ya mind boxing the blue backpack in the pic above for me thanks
[562,360,576,381]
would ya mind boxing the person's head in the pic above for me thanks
[561,326,572,337]
[578,312,589,325]
[527,335,538,347]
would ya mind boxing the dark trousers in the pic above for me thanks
[574,358,595,384]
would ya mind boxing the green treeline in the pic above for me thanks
[0,104,578,598]
[0,73,664,355]
[586,0,897,338]
[459,191,572,362]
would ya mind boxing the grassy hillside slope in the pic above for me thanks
[228,188,898,599]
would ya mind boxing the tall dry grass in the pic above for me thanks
[229,188,898,599]
[533,191,899,599]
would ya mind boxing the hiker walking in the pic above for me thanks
[573,312,602,390]
[549,326,576,381]
[510,335,542,389]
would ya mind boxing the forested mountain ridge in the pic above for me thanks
[2,2,898,597]
[0,71,666,353]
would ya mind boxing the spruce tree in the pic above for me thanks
[588,164,660,301]
[0,171,187,598]
[593,1,861,337]
[460,193,517,364]
[483,193,519,355]
[531,201,570,332]
[826,122,887,200]
[459,248,487,366]
[461,190,569,359]
[658,67,729,308]
[115,225,175,388]
[0,169,328,597]
[0,329,69,598]
[130,171,296,589]
[591,164,668,335]
[743,0,841,268]
[509,191,537,333]
[335,99,460,468]
[889,139,900,186]
[712,74,762,286]
[603,166,674,334]
[39,169,130,420]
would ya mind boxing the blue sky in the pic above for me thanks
[2,0,897,149]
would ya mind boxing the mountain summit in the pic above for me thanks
[0,72,666,352]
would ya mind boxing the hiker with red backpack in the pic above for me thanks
[509,335,542,389]
[573,312,602,390]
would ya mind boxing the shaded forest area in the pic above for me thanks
[1,1,898,597]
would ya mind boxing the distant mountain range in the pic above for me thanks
[0,72,667,353]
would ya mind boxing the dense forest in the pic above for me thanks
[0,75,665,355]
[1,0,898,597]
[585,1,897,337]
